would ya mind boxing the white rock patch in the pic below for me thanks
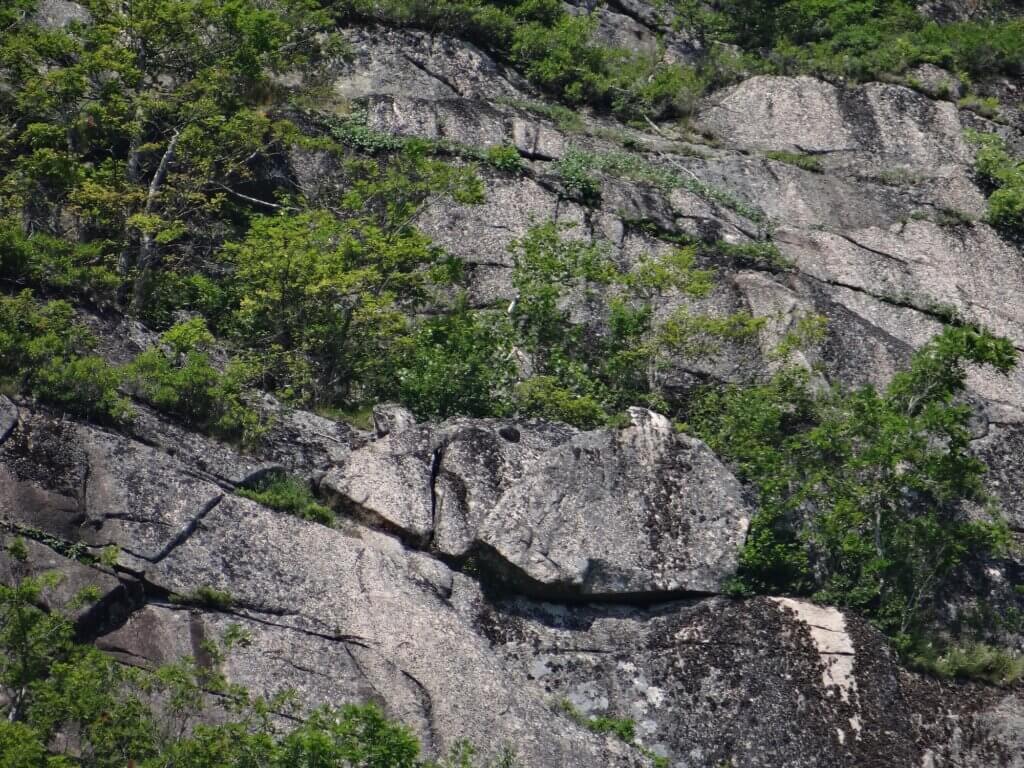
[771,598,861,733]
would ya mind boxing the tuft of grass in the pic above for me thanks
[958,95,1002,120]
[236,473,335,527]
[485,144,525,174]
[765,150,823,174]
[173,586,234,611]
[910,642,1024,687]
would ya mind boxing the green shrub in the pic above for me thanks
[688,325,1017,641]
[555,149,602,205]
[237,473,335,526]
[396,305,515,420]
[126,318,265,443]
[967,130,1024,237]
[485,144,525,173]
[173,585,235,611]
[0,291,131,423]
[957,95,1002,120]
[336,0,698,120]
[514,376,608,429]
[910,641,1024,686]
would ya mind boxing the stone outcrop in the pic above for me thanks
[2,392,1021,766]
[3,2,1024,765]
[322,409,750,597]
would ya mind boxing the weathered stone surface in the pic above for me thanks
[334,28,529,104]
[698,76,972,168]
[907,64,965,100]
[478,409,751,596]
[776,220,1024,350]
[33,0,90,29]
[117,494,645,767]
[322,418,575,554]
[478,592,1021,768]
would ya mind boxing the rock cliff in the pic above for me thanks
[2,1,1023,766]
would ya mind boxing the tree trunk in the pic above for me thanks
[130,128,182,313]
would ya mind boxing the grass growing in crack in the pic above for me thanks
[910,642,1024,686]
[765,151,823,173]
[236,473,335,527]
[555,146,768,224]
[557,700,668,767]
[173,585,234,611]
[496,98,587,133]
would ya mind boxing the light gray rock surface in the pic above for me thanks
[4,3,1024,765]
[477,410,750,596]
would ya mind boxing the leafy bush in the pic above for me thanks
[485,144,525,173]
[505,223,755,427]
[555,149,602,205]
[910,641,1024,686]
[396,305,515,420]
[237,473,335,526]
[0,291,131,423]
[514,376,608,429]
[689,325,1017,642]
[967,130,1024,237]
[126,318,265,443]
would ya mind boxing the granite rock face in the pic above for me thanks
[1,397,1021,766]
[4,1,1024,765]
[323,409,750,597]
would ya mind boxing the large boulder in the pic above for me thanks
[324,409,751,596]
[477,409,750,596]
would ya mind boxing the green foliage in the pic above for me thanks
[556,699,666,767]
[125,319,265,443]
[764,150,823,173]
[219,145,483,411]
[0,291,131,423]
[485,144,525,173]
[335,1,698,120]
[172,585,235,610]
[713,240,792,270]
[910,641,1024,686]
[689,325,1017,642]
[555,149,603,205]
[0,0,340,310]
[967,130,1024,238]
[237,473,335,526]
[0,554,513,766]
[958,94,1002,120]
[706,0,1024,82]
[396,304,515,420]
[505,223,751,427]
